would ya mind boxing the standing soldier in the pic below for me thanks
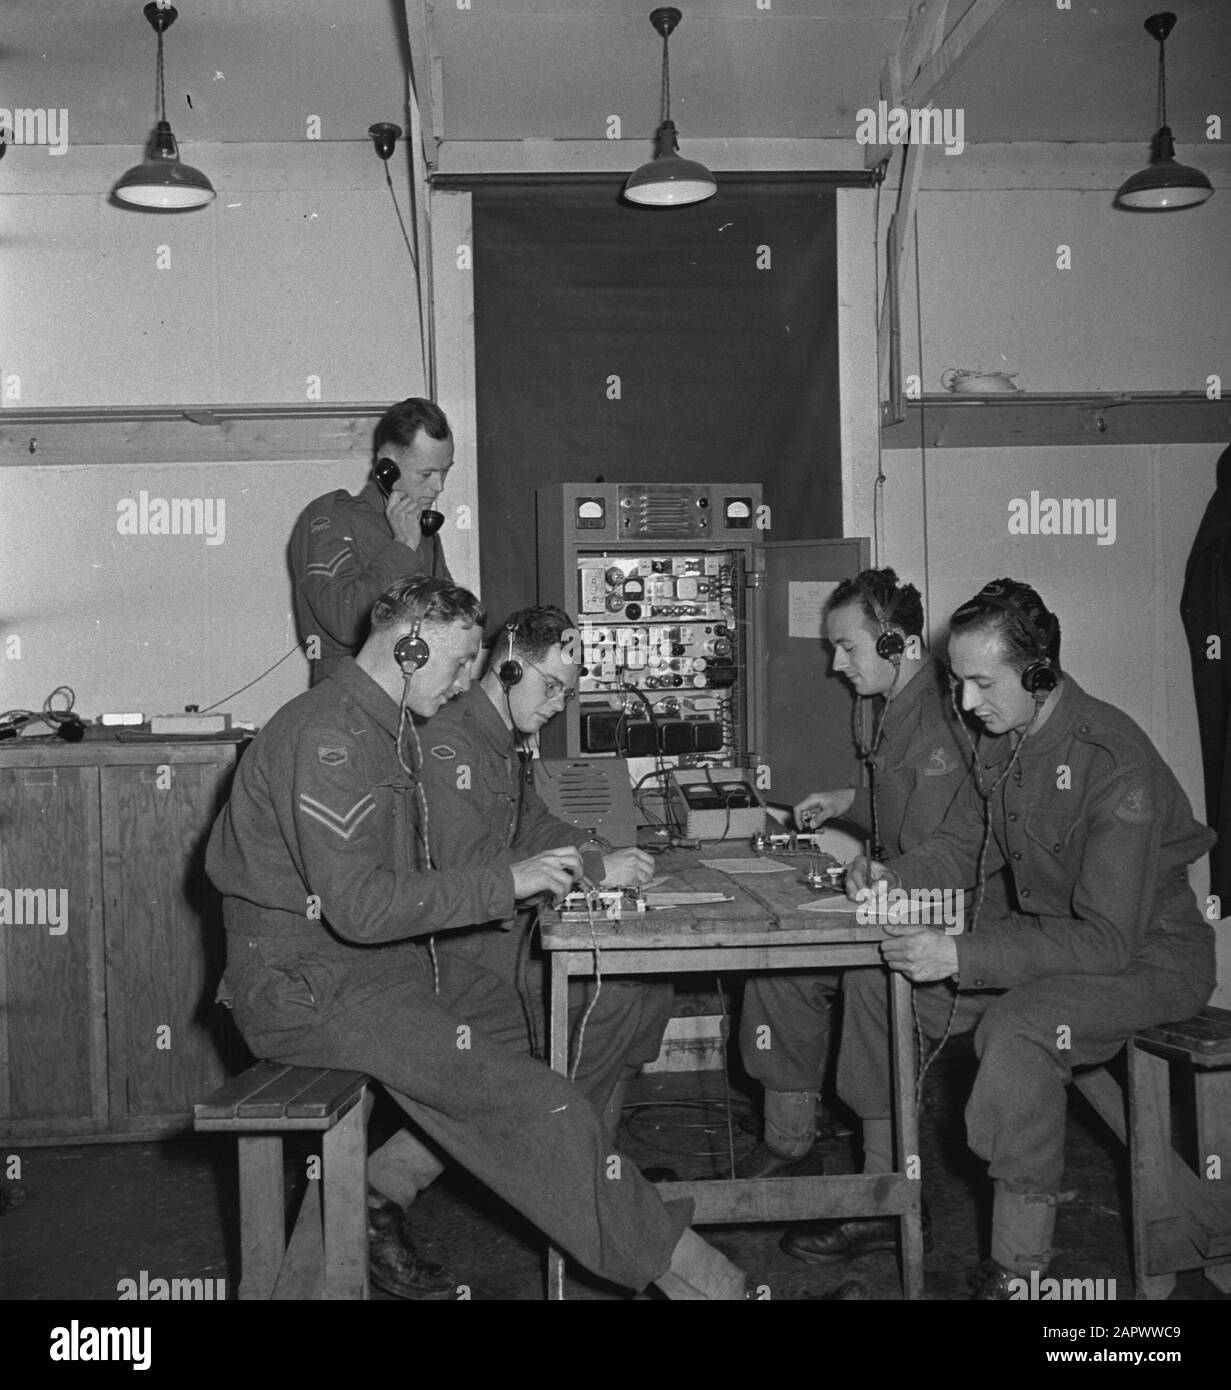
[290,398,453,685]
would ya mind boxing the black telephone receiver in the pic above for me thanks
[374,457,445,537]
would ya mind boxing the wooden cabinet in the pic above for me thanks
[0,739,248,1143]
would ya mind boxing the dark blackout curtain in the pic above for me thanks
[470,177,843,615]
[1181,442,1231,902]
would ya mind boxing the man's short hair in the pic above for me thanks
[828,567,925,640]
[373,398,451,456]
[949,578,1061,674]
[370,575,485,634]
[492,605,578,666]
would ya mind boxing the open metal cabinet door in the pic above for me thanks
[757,538,871,814]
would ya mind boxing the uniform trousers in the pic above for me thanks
[837,956,1208,1193]
[740,971,840,1093]
[226,937,688,1292]
[436,910,675,1117]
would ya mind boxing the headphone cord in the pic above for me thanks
[852,659,901,860]
[398,676,441,995]
[912,687,1043,1104]
[501,676,543,1053]
[569,896,603,1084]
[502,681,532,847]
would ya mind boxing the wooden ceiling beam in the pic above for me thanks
[903,0,1013,110]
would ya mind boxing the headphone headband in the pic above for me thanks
[975,582,1058,696]
[869,587,906,662]
[377,578,434,674]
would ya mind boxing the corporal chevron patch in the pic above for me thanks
[298,792,375,841]
[305,548,352,579]
[310,515,331,533]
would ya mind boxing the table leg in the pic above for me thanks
[889,970,925,1300]
[546,953,570,1300]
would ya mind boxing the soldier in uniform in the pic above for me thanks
[206,575,751,1301]
[834,578,1215,1297]
[290,398,453,686]
[421,605,675,1134]
[739,569,999,1209]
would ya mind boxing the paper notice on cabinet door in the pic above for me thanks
[788,582,836,640]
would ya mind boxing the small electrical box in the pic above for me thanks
[667,767,767,841]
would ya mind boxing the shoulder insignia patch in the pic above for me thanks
[317,746,349,766]
[430,744,456,760]
[309,515,331,533]
[1113,784,1152,824]
[923,746,960,776]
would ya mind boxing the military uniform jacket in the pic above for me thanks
[420,684,609,897]
[290,481,451,685]
[889,676,1216,993]
[205,660,513,985]
[847,656,983,859]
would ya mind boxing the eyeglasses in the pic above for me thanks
[522,657,578,705]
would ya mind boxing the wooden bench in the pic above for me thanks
[1073,1005,1231,1299]
[194,1061,371,1300]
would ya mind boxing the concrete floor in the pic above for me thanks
[1,1054,1228,1304]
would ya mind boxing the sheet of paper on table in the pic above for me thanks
[700,858,796,874]
[798,896,860,913]
[644,891,735,907]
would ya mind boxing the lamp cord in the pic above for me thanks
[155,26,166,124]
[383,163,419,276]
[1157,34,1166,129]
[660,30,671,124]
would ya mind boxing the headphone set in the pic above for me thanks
[376,578,442,988]
[497,621,524,688]
[394,611,431,674]
[374,577,435,675]
[855,585,908,861]
[974,580,1059,698]
[870,589,906,662]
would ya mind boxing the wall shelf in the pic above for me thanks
[0,403,387,468]
[880,394,1231,450]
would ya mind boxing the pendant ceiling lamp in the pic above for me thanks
[624,7,717,207]
[1114,12,1213,211]
[114,3,215,210]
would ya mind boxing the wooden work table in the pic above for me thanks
[539,844,925,1300]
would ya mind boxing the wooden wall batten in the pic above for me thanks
[881,394,1231,450]
[0,405,393,469]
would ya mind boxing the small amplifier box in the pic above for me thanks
[667,767,767,841]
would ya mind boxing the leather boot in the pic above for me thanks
[781,1199,932,1264]
[969,1187,1057,1300]
[367,1192,455,1300]
[968,1258,1021,1300]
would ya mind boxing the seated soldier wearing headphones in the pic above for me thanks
[206,576,752,1301]
[824,578,1216,1298]
[738,570,1006,1207]
[420,605,674,1135]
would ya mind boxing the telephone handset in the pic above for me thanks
[374,457,445,537]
